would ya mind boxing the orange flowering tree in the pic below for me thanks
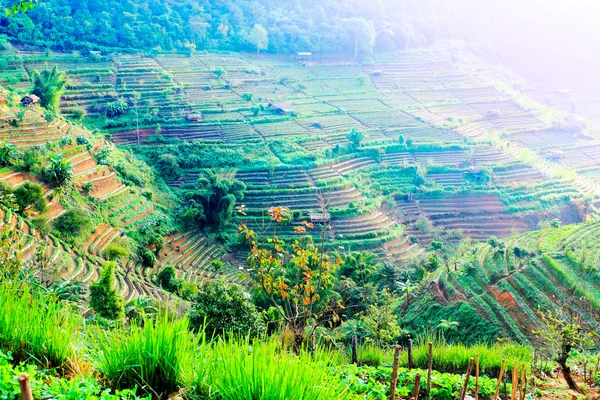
[238,205,342,352]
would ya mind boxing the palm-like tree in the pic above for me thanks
[437,318,460,341]
[31,64,67,113]
[43,154,73,187]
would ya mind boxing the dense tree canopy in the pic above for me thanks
[0,0,439,56]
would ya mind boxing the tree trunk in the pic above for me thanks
[559,360,579,392]
[558,347,580,392]
[292,331,304,355]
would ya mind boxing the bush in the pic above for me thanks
[42,154,73,187]
[89,262,125,321]
[138,247,156,268]
[14,181,48,215]
[104,243,129,261]
[189,278,266,337]
[20,147,43,173]
[53,209,91,243]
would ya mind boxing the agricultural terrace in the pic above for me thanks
[0,99,235,300]
[1,47,599,266]
[406,219,600,343]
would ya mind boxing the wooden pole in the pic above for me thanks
[390,345,401,400]
[18,373,33,400]
[413,373,421,400]
[408,339,414,370]
[351,335,358,364]
[493,359,505,400]
[520,365,527,400]
[511,363,517,400]
[427,342,433,400]
[460,357,474,400]
[475,354,480,400]
[595,357,599,381]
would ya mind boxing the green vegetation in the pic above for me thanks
[30,64,67,112]
[89,262,125,321]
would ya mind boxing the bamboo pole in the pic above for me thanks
[475,354,480,400]
[413,373,421,400]
[493,359,505,400]
[18,373,33,400]
[511,363,517,400]
[390,345,401,400]
[460,357,474,400]
[520,365,527,400]
[408,338,414,370]
[427,342,433,400]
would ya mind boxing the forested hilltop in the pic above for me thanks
[0,0,439,57]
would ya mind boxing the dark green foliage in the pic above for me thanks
[0,139,21,167]
[189,278,266,337]
[157,265,177,291]
[138,247,156,268]
[19,147,43,173]
[89,262,125,321]
[402,296,502,344]
[155,153,181,180]
[31,65,67,112]
[346,128,365,149]
[106,99,129,117]
[42,154,73,187]
[13,181,48,215]
[241,92,253,102]
[178,171,245,230]
[104,243,129,261]
[53,208,91,243]
[0,0,436,55]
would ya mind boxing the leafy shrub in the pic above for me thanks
[138,247,156,268]
[30,216,50,236]
[189,278,266,337]
[0,140,21,167]
[13,181,48,215]
[89,262,125,321]
[59,134,73,147]
[106,99,129,117]
[53,208,91,243]
[20,147,43,173]
[71,108,87,121]
[42,154,73,187]
[104,243,129,261]
[76,135,89,145]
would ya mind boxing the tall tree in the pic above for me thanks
[31,65,67,113]
[179,170,246,230]
[89,262,125,321]
[248,23,269,55]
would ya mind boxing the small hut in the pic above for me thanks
[310,213,331,224]
[185,113,203,122]
[21,94,40,107]
[296,51,313,66]
[268,101,296,115]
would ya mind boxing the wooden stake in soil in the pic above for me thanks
[493,359,505,400]
[413,372,421,400]
[18,373,33,400]
[511,363,517,400]
[519,364,526,400]
[459,357,474,400]
[351,335,358,364]
[390,345,401,400]
[474,354,480,400]
[408,339,414,370]
[427,342,433,400]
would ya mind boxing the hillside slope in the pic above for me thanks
[404,220,600,344]
[0,90,234,299]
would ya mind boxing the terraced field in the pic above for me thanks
[413,220,600,343]
[2,46,600,309]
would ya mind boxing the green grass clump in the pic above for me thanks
[0,284,81,368]
[91,316,201,398]
[206,336,360,400]
[406,339,532,376]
